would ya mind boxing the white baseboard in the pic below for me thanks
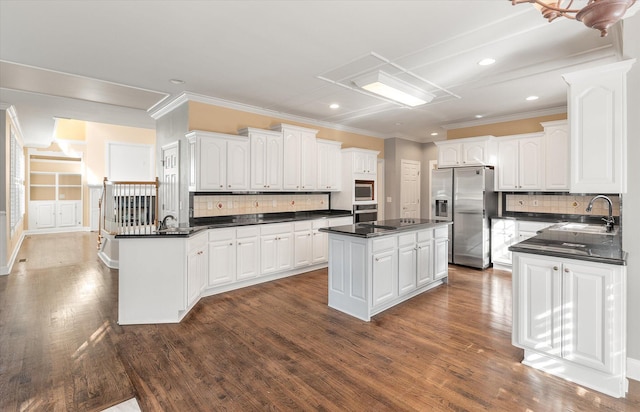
[628,357,640,382]
[98,250,119,269]
[1,231,25,276]
[25,226,91,235]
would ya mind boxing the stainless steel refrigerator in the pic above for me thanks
[431,167,497,269]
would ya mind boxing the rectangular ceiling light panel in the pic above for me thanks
[354,71,435,107]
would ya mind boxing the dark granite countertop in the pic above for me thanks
[509,224,626,266]
[320,219,451,239]
[116,209,353,239]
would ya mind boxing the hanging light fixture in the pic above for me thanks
[511,0,636,37]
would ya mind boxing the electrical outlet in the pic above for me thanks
[532,200,538,206]
[207,201,213,210]
[387,197,392,203]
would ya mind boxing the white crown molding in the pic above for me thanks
[0,102,10,110]
[149,91,391,140]
[441,106,567,130]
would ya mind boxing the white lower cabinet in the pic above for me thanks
[512,252,627,397]
[187,232,208,308]
[261,223,293,275]
[208,229,236,286]
[29,200,82,230]
[236,227,260,280]
[490,219,555,269]
[328,225,449,321]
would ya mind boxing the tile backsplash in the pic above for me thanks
[193,194,330,218]
[504,194,620,217]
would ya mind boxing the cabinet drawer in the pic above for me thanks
[398,233,416,247]
[372,236,397,253]
[294,221,312,231]
[189,232,208,251]
[236,226,259,238]
[518,221,554,233]
[417,230,433,242]
[261,222,293,236]
[435,227,448,239]
[312,219,328,229]
[208,228,235,242]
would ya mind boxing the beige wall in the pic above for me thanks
[446,113,567,139]
[188,101,385,157]
[54,119,86,141]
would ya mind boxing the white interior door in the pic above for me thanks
[161,142,179,220]
[400,159,420,218]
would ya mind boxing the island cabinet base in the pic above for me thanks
[327,227,449,321]
[522,350,628,398]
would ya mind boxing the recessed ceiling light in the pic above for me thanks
[478,58,496,66]
[329,103,340,109]
[395,122,403,126]
[475,114,484,119]
[431,132,439,136]
[169,78,185,85]
[526,95,539,101]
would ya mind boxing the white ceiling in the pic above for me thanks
[1,1,638,147]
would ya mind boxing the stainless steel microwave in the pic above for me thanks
[354,180,375,201]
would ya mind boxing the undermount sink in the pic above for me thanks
[157,227,195,234]
[548,223,618,236]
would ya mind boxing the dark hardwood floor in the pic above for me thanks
[1,232,639,411]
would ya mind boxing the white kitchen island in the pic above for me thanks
[321,219,451,321]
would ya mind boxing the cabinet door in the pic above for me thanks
[416,241,433,286]
[208,239,236,286]
[564,60,632,193]
[434,238,448,280]
[57,202,79,227]
[227,139,249,190]
[312,229,328,264]
[265,134,283,190]
[544,125,570,191]
[276,232,293,272]
[34,202,56,229]
[300,132,317,190]
[282,130,301,190]
[518,137,543,190]
[250,133,268,190]
[317,142,331,190]
[562,262,613,372]
[365,154,377,175]
[491,220,516,265]
[438,143,461,167]
[260,235,278,275]
[372,249,397,307]
[497,139,519,190]
[294,230,312,268]
[462,141,487,165]
[327,144,342,190]
[199,137,226,190]
[398,245,417,296]
[187,246,207,307]
[236,236,259,280]
[514,255,562,356]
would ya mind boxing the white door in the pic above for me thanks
[400,160,420,218]
[161,142,179,220]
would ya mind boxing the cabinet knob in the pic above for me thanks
[564,268,570,273]
[307,233,311,236]
[229,242,233,246]
[375,257,380,262]
[553,266,559,271]
[238,242,241,245]
[228,184,231,187]
[219,185,223,188]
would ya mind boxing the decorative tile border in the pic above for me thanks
[193,194,329,217]
[505,194,621,216]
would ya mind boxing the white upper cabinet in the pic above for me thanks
[542,120,570,191]
[317,139,342,191]
[240,128,283,191]
[186,131,250,192]
[496,133,544,191]
[435,136,495,167]
[273,124,318,191]
[352,150,377,176]
[563,59,635,194]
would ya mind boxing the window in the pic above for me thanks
[10,125,25,234]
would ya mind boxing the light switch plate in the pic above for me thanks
[387,197,392,203]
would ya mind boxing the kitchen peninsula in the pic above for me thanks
[321,219,451,321]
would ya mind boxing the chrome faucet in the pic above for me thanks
[585,195,615,233]
[159,214,176,230]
